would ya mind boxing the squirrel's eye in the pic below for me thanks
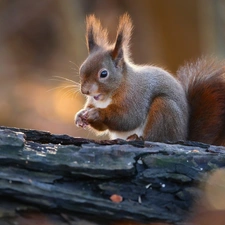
[99,69,108,78]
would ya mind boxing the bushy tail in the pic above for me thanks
[177,57,225,145]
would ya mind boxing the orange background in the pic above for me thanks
[0,0,224,139]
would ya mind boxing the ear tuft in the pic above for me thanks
[86,15,109,53]
[117,13,133,55]
[111,13,133,67]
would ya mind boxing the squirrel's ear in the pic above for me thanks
[86,15,109,53]
[111,13,133,67]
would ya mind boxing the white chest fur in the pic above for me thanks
[93,97,112,109]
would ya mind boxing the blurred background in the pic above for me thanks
[0,0,225,139]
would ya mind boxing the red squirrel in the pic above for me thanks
[75,13,225,146]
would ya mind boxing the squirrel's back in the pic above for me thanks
[177,57,225,145]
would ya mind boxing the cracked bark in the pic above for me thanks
[0,126,225,225]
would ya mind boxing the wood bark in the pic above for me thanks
[0,126,225,225]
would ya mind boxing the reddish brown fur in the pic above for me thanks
[143,96,187,142]
[143,97,169,141]
[114,13,133,60]
[177,57,225,145]
[86,15,108,52]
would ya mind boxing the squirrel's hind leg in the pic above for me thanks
[143,96,188,142]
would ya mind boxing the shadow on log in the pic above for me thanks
[0,126,225,225]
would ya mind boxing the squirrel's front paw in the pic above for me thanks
[85,108,101,123]
[74,109,89,128]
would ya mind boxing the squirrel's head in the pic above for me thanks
[79,14,133,101]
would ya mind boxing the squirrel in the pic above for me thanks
[75,13,225,146]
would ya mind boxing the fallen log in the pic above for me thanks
[0,126,225,225]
